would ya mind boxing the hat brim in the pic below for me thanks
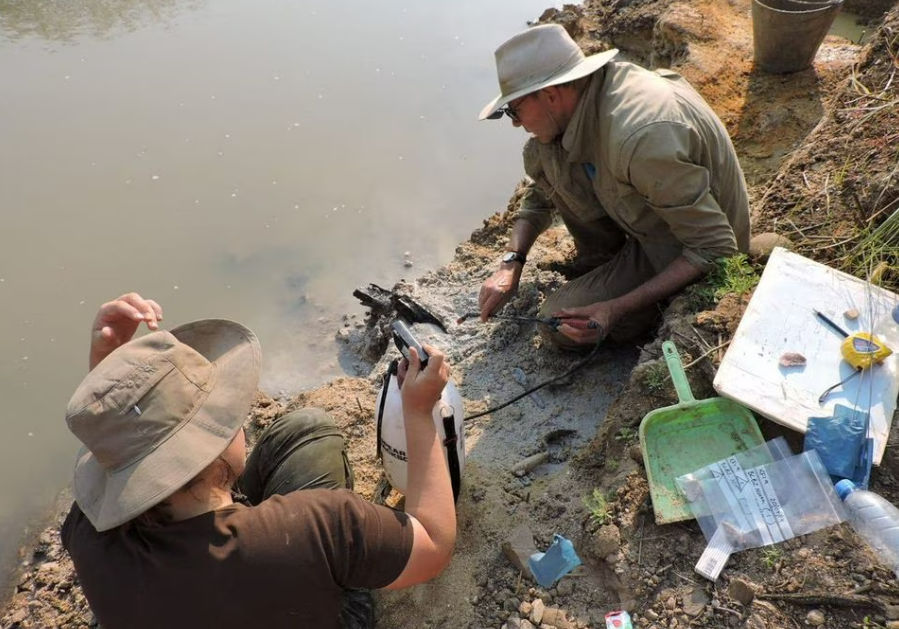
[73,319,262,532]
[479,49,618,121]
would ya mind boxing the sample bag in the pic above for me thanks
[677,438,846,580]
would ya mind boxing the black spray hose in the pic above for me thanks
[463,341,604,422]
[375,358,399,461]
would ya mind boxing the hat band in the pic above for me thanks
[499,49,584,96]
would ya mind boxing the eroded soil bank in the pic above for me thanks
[4,1,899,628]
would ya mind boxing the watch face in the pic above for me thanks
[503,251,524,264]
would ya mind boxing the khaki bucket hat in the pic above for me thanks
[479,24,618,121]
[65,319,261,532]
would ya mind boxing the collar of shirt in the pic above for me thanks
[561,66,607,163]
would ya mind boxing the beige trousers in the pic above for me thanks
[538,238,662,350]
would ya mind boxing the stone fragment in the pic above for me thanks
[542,606,569,628]
[749,232,792,261]
[682,587,709,616]
[806,609,825,626]
[502,525,538,575]
[530,598,545,625]
[778,352,806,367]
[727,577,756,606]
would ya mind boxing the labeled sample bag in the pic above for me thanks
[677,438,846,580]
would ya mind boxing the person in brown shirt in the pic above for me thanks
[477,24,750,349]
[61,292,456,628]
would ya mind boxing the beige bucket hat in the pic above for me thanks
[479,24,618,121]
[65,319,261,532]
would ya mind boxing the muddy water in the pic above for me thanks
[829,11,870,44]
[0,0,552,579]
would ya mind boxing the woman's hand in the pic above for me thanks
[89,292,163,369]
[400,345,449,417]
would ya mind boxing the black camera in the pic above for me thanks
[391,320,429,368]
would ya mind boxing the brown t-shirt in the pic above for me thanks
[61,488,413,629]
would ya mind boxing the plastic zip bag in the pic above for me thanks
[677,437,846,580]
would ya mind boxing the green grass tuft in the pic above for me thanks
[583,488,612,526]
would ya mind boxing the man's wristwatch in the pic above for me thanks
[501,251,527,266]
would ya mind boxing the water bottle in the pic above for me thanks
[835,479,899,577]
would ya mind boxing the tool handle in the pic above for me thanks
[662,340,695,403]
[391,320,429,368]
[814,309,850,338]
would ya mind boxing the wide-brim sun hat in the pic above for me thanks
[479,23,618,121]
[66,319,261,532]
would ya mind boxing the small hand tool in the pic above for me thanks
[813,309,892,370]
[813,309,893,403]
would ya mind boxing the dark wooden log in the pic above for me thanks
[352,283,447,332]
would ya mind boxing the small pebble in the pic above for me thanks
[806,609,825,626]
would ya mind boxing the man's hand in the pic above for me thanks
[554,302,615,346]
[89,292,163,370]
[400,345,449,417]
[478,266,522,322]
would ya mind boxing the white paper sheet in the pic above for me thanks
[714,248,899,464]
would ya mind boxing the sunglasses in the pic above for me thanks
[486,93,535,122]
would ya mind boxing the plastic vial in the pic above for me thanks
[835,479,899,578]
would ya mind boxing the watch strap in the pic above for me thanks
[502,251,527,266]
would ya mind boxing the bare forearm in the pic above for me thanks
[507,219,540,256]
[609,256,704,320]
[402,410,456,558]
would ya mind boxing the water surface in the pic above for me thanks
[0,0,552,579]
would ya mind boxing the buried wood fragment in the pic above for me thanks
[756,592,884,612]
[512,451,549,476]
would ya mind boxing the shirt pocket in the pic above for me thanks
[603,182,650,239]
[546,159,607,224]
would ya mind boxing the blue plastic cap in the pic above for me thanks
[835,479,857,500]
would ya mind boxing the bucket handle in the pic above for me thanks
[662,340,696,403]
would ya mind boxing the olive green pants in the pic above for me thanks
[239,407,354,501]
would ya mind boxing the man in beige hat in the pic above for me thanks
[61,292,456,628]
[478,24,750,348]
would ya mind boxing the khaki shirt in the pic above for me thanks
[517,61,750,273]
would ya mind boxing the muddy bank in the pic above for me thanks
[4,1,899,628]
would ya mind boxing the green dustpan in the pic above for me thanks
[639,340,765,524]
